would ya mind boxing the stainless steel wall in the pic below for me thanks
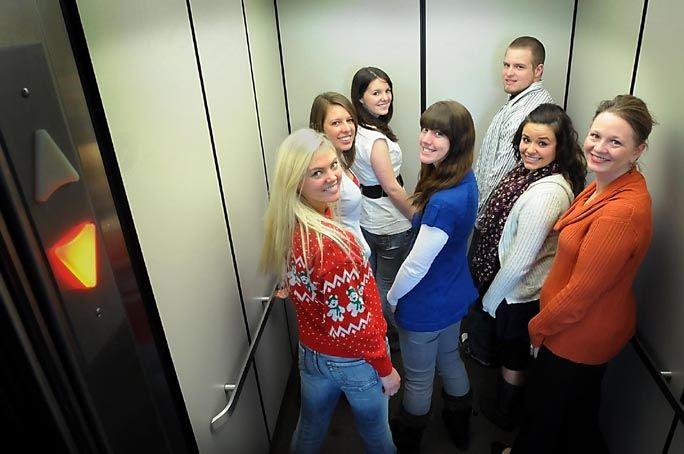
[64,0,683,451]
[426,0,575,155]
[74,0,291,451]
[277,0,422,191]
[566,0,684,451]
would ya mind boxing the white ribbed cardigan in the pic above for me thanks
[482,173,574,316]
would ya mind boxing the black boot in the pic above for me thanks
[480,376,524,431]
[441,389,472,451]
[390,405,430,454]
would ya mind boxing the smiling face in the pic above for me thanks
[323,104,356,153]
[361,78,392,117]
[584,112,645,184]
[299,147,342,213]
[502,47,543,97]
[519,122,557,171]
[418,127,450,166]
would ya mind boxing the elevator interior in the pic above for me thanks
[0,0,682,453]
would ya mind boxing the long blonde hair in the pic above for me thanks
[260,129,354,277]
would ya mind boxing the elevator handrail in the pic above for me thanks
[210,293,279,430]
[630,333,683,453]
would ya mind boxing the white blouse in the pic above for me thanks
[338,170,371,259]
[351,126,411,235]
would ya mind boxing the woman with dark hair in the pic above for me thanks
[351,67,414,350]
[495,95,655,453]
[387,100,478,451]
[309,92,370,258]
[471,103,587,431]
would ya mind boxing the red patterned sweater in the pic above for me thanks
[287,222,392,377]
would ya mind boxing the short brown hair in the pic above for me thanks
[509,36,546,67]
[593,94,656,145]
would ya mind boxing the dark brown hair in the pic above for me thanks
[411,101,475,212]
[593,94,656,145]
[512,103,587,196]
[309,92,358,168]
[350,67,397,142]
[509,36,546,67]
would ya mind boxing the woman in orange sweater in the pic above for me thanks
[496,94,656,454]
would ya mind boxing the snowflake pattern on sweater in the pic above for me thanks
[287,223,392,376]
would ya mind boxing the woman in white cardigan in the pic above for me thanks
[470,104,587,431]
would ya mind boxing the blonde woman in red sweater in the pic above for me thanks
[261,129,400,454]
[495,94,655,454]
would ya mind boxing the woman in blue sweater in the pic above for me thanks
[387,100,478,452]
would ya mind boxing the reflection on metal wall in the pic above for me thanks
[427,0,575,156]
[0,1,195,451]
[568,1,684,452]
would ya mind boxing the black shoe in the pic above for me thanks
[441,389,472,451]
[480,377,523,431]
[390,405,430,454]
[460,333,497,367]
[491,441,509,454]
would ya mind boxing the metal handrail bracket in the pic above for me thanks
[630,335,684,423]
[210,294,278,430]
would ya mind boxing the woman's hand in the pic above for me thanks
[380,367,401,396]
[273,286,289,299]
[530,344,540,358]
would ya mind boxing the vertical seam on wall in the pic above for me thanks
[239,1,273,444]
[241,1,270,194]
[180,11,277,438]
[58,1,198,451]
[273,0,292,133]
[420,0,426,112]
[563,0,579,110]
[272,0,296,361]
[183,0,252,344]
[630,0,649,94]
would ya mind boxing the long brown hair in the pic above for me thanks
[351,67,397,142]
[512,103,587,196]
[309,92,358,168]
[411,101,475,212]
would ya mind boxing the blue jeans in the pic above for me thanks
[361,228,414,329]
[398,321,470,415]
[291,343,396,454]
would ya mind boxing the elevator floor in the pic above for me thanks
[271,347,518,453]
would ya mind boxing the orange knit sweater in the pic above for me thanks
[529,171,652,365]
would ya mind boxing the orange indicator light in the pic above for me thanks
[49,221,97,289]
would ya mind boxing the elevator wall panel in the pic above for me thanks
[75,0,268,451]
[599,344,675,453]
[566,1,684,451]
[631,0,684,413]
[243,0,297,432]
[565,0,643,139]
[426,0,574,155]
[277,0,422,192]
[243,0,290,181]
[191,0,292,436]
